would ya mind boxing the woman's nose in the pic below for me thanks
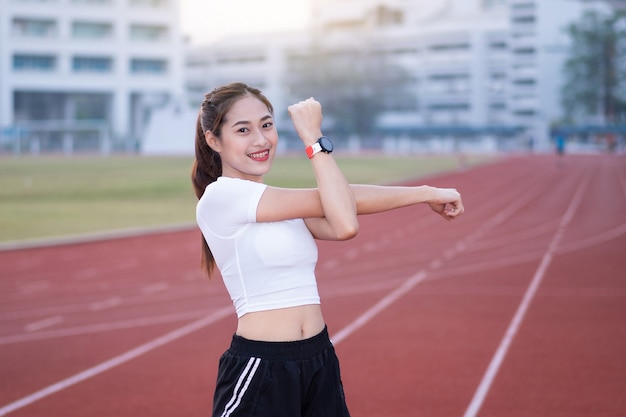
[252,129,269,145]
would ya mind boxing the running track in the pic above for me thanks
[1,154,625,417]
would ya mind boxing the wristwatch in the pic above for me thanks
[306,136,334,159]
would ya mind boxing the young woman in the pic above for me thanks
[192,82,464,417]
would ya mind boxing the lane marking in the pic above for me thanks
[73,267,98,280]
[0,309,219,346]
[462,176,589,417]
[24,316,64,332]
[18,281,50,295]
[556,222,626,254]
[141,282,169,294]
[331,174,550,346]
[89,297,122,311]
[0,306,232,417]
[0,286,213,322]
[332,271,428,345]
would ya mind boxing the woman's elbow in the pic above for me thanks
[336,220,359,240]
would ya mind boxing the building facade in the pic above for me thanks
[182,0,612,154]
[0,0,184,153]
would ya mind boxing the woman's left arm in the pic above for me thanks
[350,184,464,220]
[303,183,464,240]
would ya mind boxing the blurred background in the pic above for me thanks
[1,0,625,157]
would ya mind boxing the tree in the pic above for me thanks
[561,9,626,124]
[285,39,415,140]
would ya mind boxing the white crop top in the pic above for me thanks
[196,177,320,318]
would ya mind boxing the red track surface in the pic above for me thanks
[1,154,625,417]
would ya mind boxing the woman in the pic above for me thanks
[192,82,464,417]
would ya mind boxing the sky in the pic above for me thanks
[180,0,312,44]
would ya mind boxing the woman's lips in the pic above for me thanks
[248,150,270,161]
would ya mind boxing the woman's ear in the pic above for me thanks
[205,131,221,153]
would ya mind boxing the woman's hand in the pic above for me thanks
[428,187,464,220]
[287,98,324,146]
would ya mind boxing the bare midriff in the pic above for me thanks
[235,304,325,342]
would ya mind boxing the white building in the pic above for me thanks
[0,0,185,153]
[506,0,607,148]
[156,0,617,155]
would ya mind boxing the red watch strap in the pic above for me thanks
[306,144,315,159]
[306,142,321,159]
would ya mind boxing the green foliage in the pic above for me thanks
[286,42,415,138]
[561,10,626,123]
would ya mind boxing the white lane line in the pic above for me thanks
[141,282,169,294]
[462,176,589,417]
[24,316,64,332]
[89,297,122,311]
[73,267,98,280]
[557,222,626,254]
[18,281,50,295]
[0,309,215,346]
[331,270,428,345]
[0,306,232,417]
[331,173,550,346]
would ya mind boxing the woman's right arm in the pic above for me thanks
[256,97,358,241]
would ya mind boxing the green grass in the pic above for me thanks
[0,154,488,242]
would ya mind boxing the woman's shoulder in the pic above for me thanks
[206,176,266,196]
[198,176,267,216]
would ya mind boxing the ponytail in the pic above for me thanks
[191,111,221,277]
[192,82,273,277]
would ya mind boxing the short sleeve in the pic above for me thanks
[196,177,267,238]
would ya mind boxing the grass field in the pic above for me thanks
[0,154,489,242]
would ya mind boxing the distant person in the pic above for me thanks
[606,134,617,154]
[555,134,565,167]
[191,82,464,417]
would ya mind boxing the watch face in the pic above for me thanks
[319,136,334,152]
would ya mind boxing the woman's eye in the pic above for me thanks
[238,127,248,133]
[263,122,273,128]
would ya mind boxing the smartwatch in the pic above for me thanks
[306,136,334,159]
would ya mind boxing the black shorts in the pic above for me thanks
[212,326,350,417]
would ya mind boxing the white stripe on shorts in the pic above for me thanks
[220,357,261,417]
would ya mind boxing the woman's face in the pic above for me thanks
[208,95,278,182]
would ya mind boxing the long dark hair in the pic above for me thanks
[192,82,274,277]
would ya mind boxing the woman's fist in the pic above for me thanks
[288,98,324,146]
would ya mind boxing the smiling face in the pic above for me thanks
[205,94,278,182]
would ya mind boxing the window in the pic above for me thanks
[513,78,536,86]
[12,18,57,37]
[12,0,58,3]
[130,58,167,74]
[489,41,507,50]
[513,47,536,55]
[13,54,56,71]
[483,0,507,8]
[428,73,469,81]
[129,0,168,7]
[71,0,112,4]
[429,43,469,52]
[72,21,113,39]
[512,15,536,24]
[129,24,168,41]
[514,109,536,116]
[428,103,470,110]
[511,2,535,10]
[216,56,265,65]
[73,56,113,73]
